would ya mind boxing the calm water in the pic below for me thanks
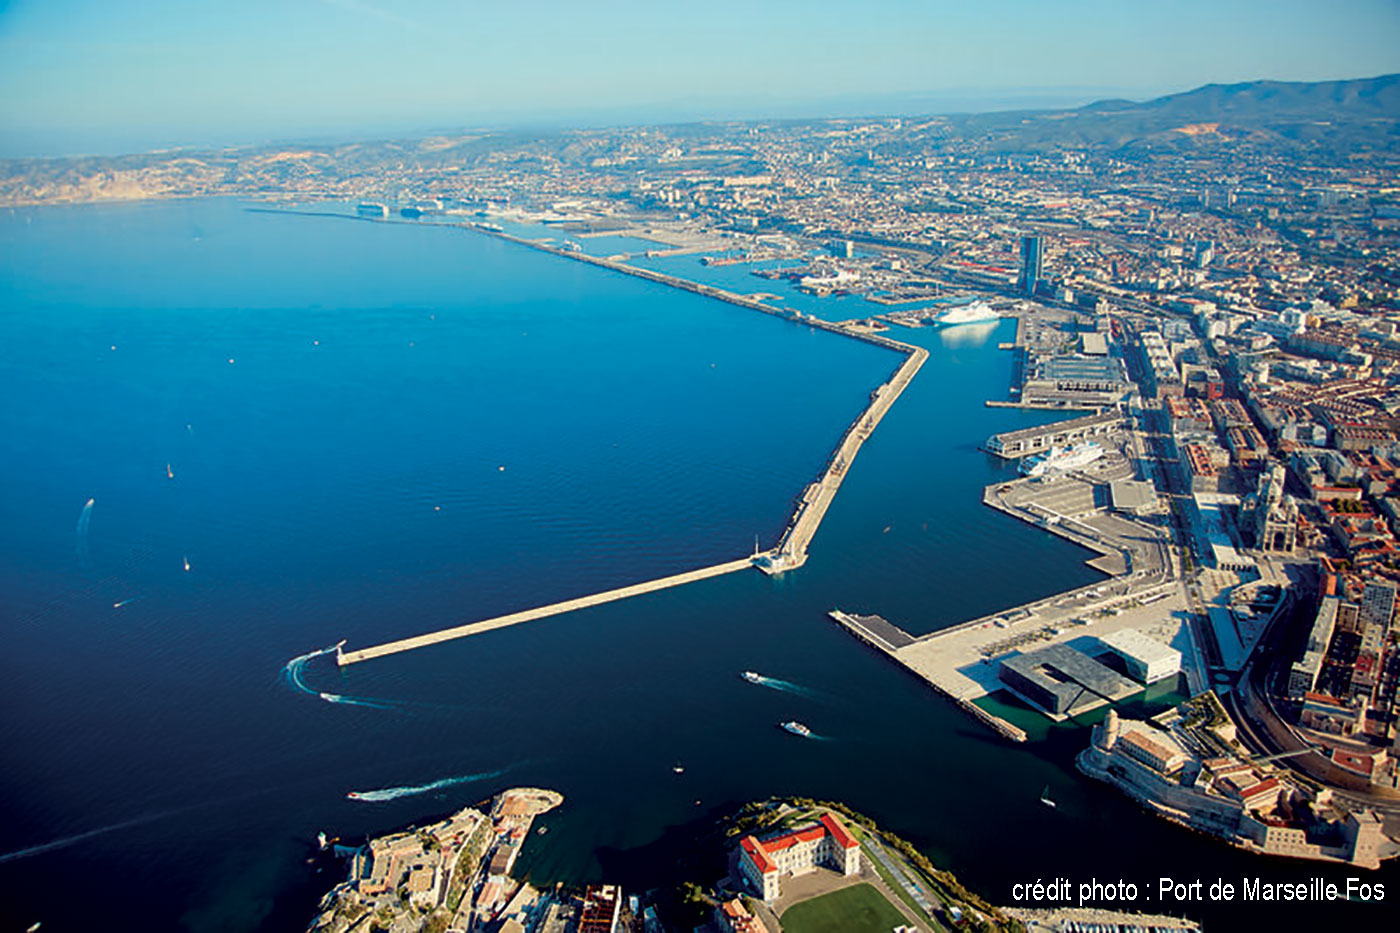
[1,202,1393,931]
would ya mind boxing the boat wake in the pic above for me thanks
[346,767,512,803]
[282,643,342,697]
[75,498,94,568]
[742,672,819,699]
[0,810,173,865]
[319,692,394,710]
[283,643,419,712]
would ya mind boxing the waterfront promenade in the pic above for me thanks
[333,220,924,666]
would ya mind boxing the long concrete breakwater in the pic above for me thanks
[474,227,926,573]
[332,221,926,665]
[339,558,755,665]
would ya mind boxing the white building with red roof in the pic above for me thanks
[736,812,861,901]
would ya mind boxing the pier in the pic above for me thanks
[331,221,927,666]
[829,610,1028,743]
[828,420,1194,740]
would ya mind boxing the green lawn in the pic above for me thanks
[779,883,909,933]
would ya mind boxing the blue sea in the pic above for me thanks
[1,201,1390,931]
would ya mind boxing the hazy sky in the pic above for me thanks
[1,0,1398,156]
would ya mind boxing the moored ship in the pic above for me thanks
[932,300,999,326]
[1020,441,1104,478]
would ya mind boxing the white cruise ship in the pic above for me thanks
[1020,441,1105,477]
[932,301,999,326]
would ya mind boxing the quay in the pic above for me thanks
[339,558,754,665]
[829,420,1199,740]
[829,610,1028,743]
[331,219,927,666]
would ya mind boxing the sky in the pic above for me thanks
[1,0,1398,157]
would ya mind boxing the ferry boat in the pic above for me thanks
[932,300,999,326]
[1020,441,1104,478]
[741,671,763,684]
[780,721,812,738]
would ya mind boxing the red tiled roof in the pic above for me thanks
[743,815,858,872]
[740,836,775,874]
[820,813,858,850]
[1239,777,1281,800]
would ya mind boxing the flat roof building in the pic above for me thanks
[1109,479,1157,514]
[999,643,1140,717]
[1098,629,1182,684]
[985,409,1124,458]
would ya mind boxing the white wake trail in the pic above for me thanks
[346,767,511,803]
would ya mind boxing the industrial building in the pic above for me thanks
[1097,629,1182,684]
[985,409,1124,458]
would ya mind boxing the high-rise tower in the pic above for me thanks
[1020,235,1042,295]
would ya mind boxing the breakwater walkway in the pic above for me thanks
[339,558,754,665]
[331,219,925,665]
[477,228,927,574]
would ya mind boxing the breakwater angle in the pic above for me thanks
[326,219,928,667]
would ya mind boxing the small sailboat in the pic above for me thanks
[1039,785,1056,809]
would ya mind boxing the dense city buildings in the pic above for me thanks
[7,70,1400,928]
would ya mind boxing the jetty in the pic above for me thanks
[338,558,753,665]
[333,222,927,666]
[829,610,1028,743]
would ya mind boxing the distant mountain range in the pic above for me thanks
[2,73,1397,206]
[1083,73,1400,119]
[946,73,1400,155]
